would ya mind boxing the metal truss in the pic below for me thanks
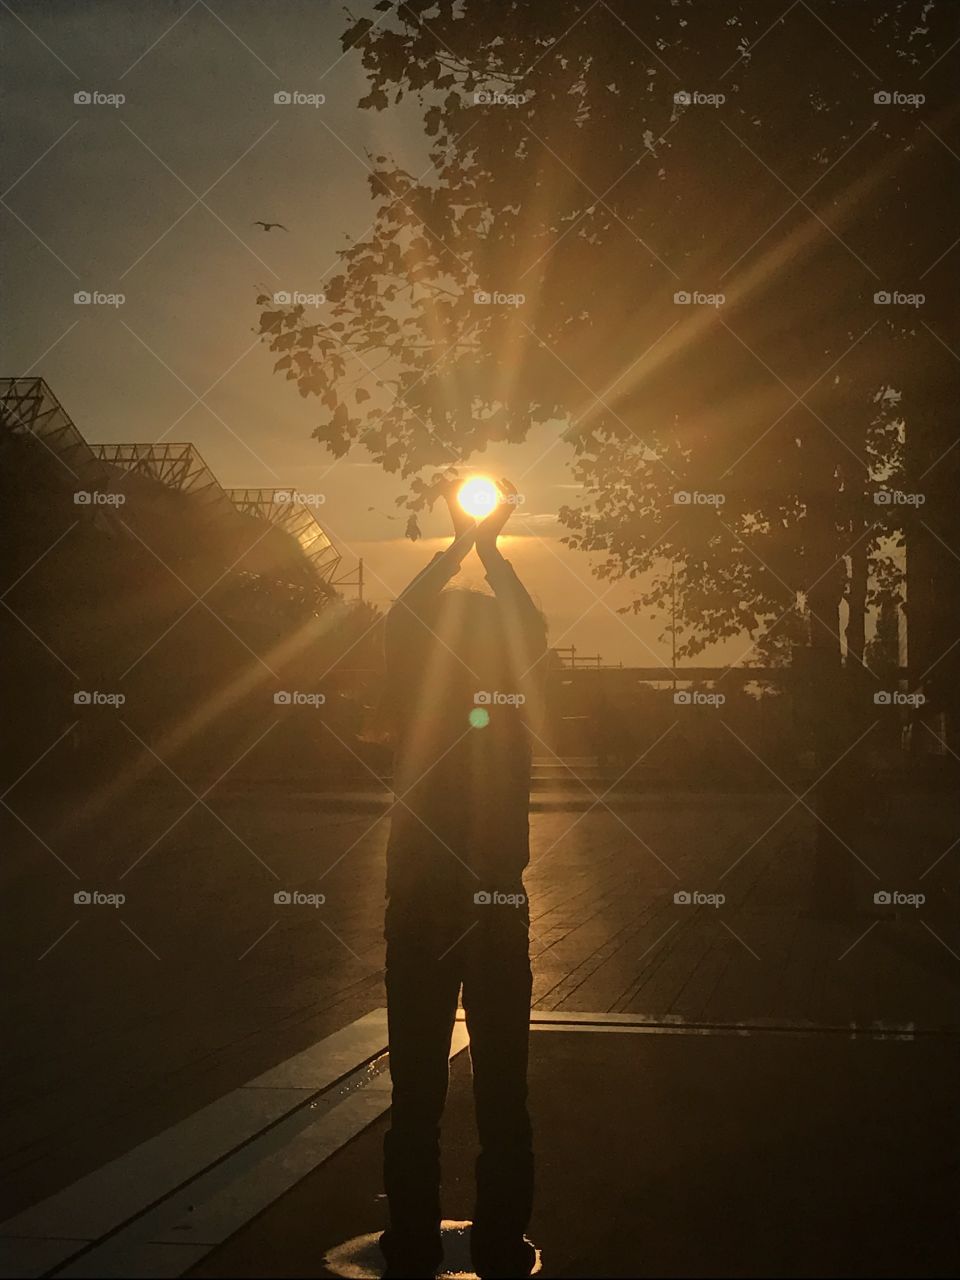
[227,488,342,581]
[1,376,343,588]
[0,377,100,477]
[94,442,232,511]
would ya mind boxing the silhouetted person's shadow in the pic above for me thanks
[378,480,545,1279]
[324,1220,542,1279]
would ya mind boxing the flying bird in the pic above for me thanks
[252,221,288,232]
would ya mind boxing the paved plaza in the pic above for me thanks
[4,775,956,1248]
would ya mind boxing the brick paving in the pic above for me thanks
[3,782,957,1217]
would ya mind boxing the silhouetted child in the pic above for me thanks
[379,479,546,1279]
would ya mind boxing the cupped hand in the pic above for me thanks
[476,477,518,556]
[438,474,476,545]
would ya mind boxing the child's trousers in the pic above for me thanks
[382,893,533,1262]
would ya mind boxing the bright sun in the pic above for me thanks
[457,476,499,518]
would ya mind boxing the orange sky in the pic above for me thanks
[1,0,749,666]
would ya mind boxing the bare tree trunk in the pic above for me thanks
[800,441,861,918]
[845,535,868,673]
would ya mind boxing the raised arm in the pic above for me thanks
[476,479,547,673]
[389,480,475,626]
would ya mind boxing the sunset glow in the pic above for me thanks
[458,476,500,519]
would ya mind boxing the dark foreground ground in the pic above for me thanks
[189,1028,960,1279]
[2,779,957,1276]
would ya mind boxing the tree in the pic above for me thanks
[259,0,958,698]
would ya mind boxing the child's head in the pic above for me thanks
[419,587,514,689]
[383,587,546,743]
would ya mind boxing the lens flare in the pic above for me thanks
[457,476,499,518]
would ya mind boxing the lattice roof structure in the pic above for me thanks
[93,442,237,515]
[0,377,100,477]
[1,377,343,588]
[227,488,342,581]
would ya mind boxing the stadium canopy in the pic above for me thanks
[0,376,100,476]
[226,489,342,581]
[0,377,343,588]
